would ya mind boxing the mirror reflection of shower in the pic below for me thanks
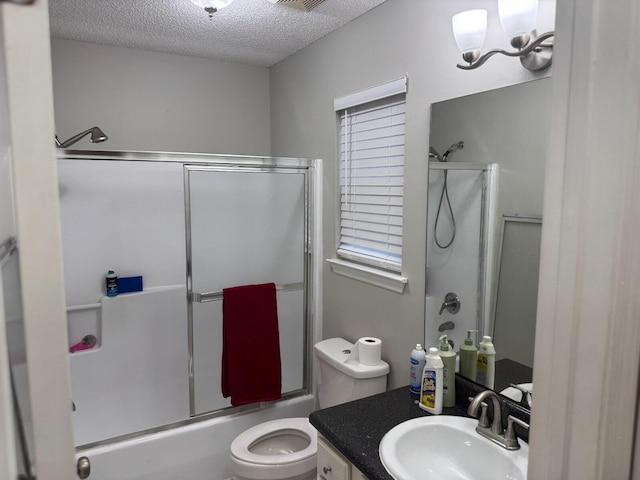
[429,141,464,248]
[55,126,108,148]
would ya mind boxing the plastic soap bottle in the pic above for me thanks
[409,344,426,394]
[476,335,496,389]
[459,330,478,381]
[438,335,456,408]
[106,269,118,297]
[419,347,443,414]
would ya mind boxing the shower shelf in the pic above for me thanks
[191,281,304,303]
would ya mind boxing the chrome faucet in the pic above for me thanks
[467,390,529,450]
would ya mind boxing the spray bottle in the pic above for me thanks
[438,335,456,408]
[409,344,426,394]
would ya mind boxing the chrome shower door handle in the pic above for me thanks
[439,292,461,315]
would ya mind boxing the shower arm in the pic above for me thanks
[55,129,94,148]
[55,127,108,149]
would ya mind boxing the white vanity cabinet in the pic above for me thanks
[317,435,368,480]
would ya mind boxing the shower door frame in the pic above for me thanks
[183,163,312,417]
[57,149,318,449]
[426,161,500,345]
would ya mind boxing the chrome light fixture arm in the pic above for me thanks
[457,30,554,71]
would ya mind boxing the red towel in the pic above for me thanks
[221,282,282,406]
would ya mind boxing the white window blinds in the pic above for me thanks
[334,77,407,272]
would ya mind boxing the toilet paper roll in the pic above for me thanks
[357,337,382,366]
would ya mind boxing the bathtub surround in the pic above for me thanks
[69,286,188,445]
[77,395,314,480]
[55,151,321,480]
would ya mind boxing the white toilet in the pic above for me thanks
[229,337,389,480]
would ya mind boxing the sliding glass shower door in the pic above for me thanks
[186,166,308,415]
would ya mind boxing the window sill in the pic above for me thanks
[326,258,408,294]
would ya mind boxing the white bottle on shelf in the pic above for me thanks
[476,335,496,389]
[419,347,443,415]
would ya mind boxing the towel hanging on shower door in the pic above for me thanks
[221,282,282,406]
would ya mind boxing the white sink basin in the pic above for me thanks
[379,416,528,480]
[501,383,533,407]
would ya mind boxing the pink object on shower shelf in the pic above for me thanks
[69,335,97,353]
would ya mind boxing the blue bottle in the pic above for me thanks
[106,269,118,297]
[409,344,426,394]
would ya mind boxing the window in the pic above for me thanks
[334,77,407,274]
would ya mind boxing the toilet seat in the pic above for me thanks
[230,417,317,466]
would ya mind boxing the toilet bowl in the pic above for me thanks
[229,418,317,480]
[229,338,389,480]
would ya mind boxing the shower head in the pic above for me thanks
[442,141,464,161]
[429,141,464,162]
[55,126,109,149]
[89,126,108,143]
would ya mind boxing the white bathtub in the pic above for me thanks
[77,394,315,480]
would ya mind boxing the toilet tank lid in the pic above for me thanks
[314,337,389,379]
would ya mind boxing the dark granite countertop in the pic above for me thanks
[309,374,531,480]
[494,358,533,393]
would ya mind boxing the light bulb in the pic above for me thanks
[452,10,487,61]
[188,0,234,11]
[498,0,538,39]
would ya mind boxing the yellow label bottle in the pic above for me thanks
[419,347,443,414]
[476,335,495,389]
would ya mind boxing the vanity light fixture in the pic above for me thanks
[452,0,554,71]
[189,0,235,19]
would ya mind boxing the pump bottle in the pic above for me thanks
[409,344,426,394]
[438,335,456,408]
[476,335,496,389]
[459,330,478,380]
[419,347,443,414]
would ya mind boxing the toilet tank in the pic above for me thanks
[314,338,389,409]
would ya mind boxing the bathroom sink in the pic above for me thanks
[501,383,533,407]
[379,416,528,480]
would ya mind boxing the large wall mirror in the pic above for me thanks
[425,77,552,411]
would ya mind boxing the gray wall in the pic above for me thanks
[430,77,551,218]
[51,38,271,155]
[270,0,555,388]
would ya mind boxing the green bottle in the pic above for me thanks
[459,330,478,381]
[438,334,457,408]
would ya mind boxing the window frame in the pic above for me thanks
[327,77,409,293]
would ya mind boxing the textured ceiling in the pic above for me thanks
[49,0,388,67]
